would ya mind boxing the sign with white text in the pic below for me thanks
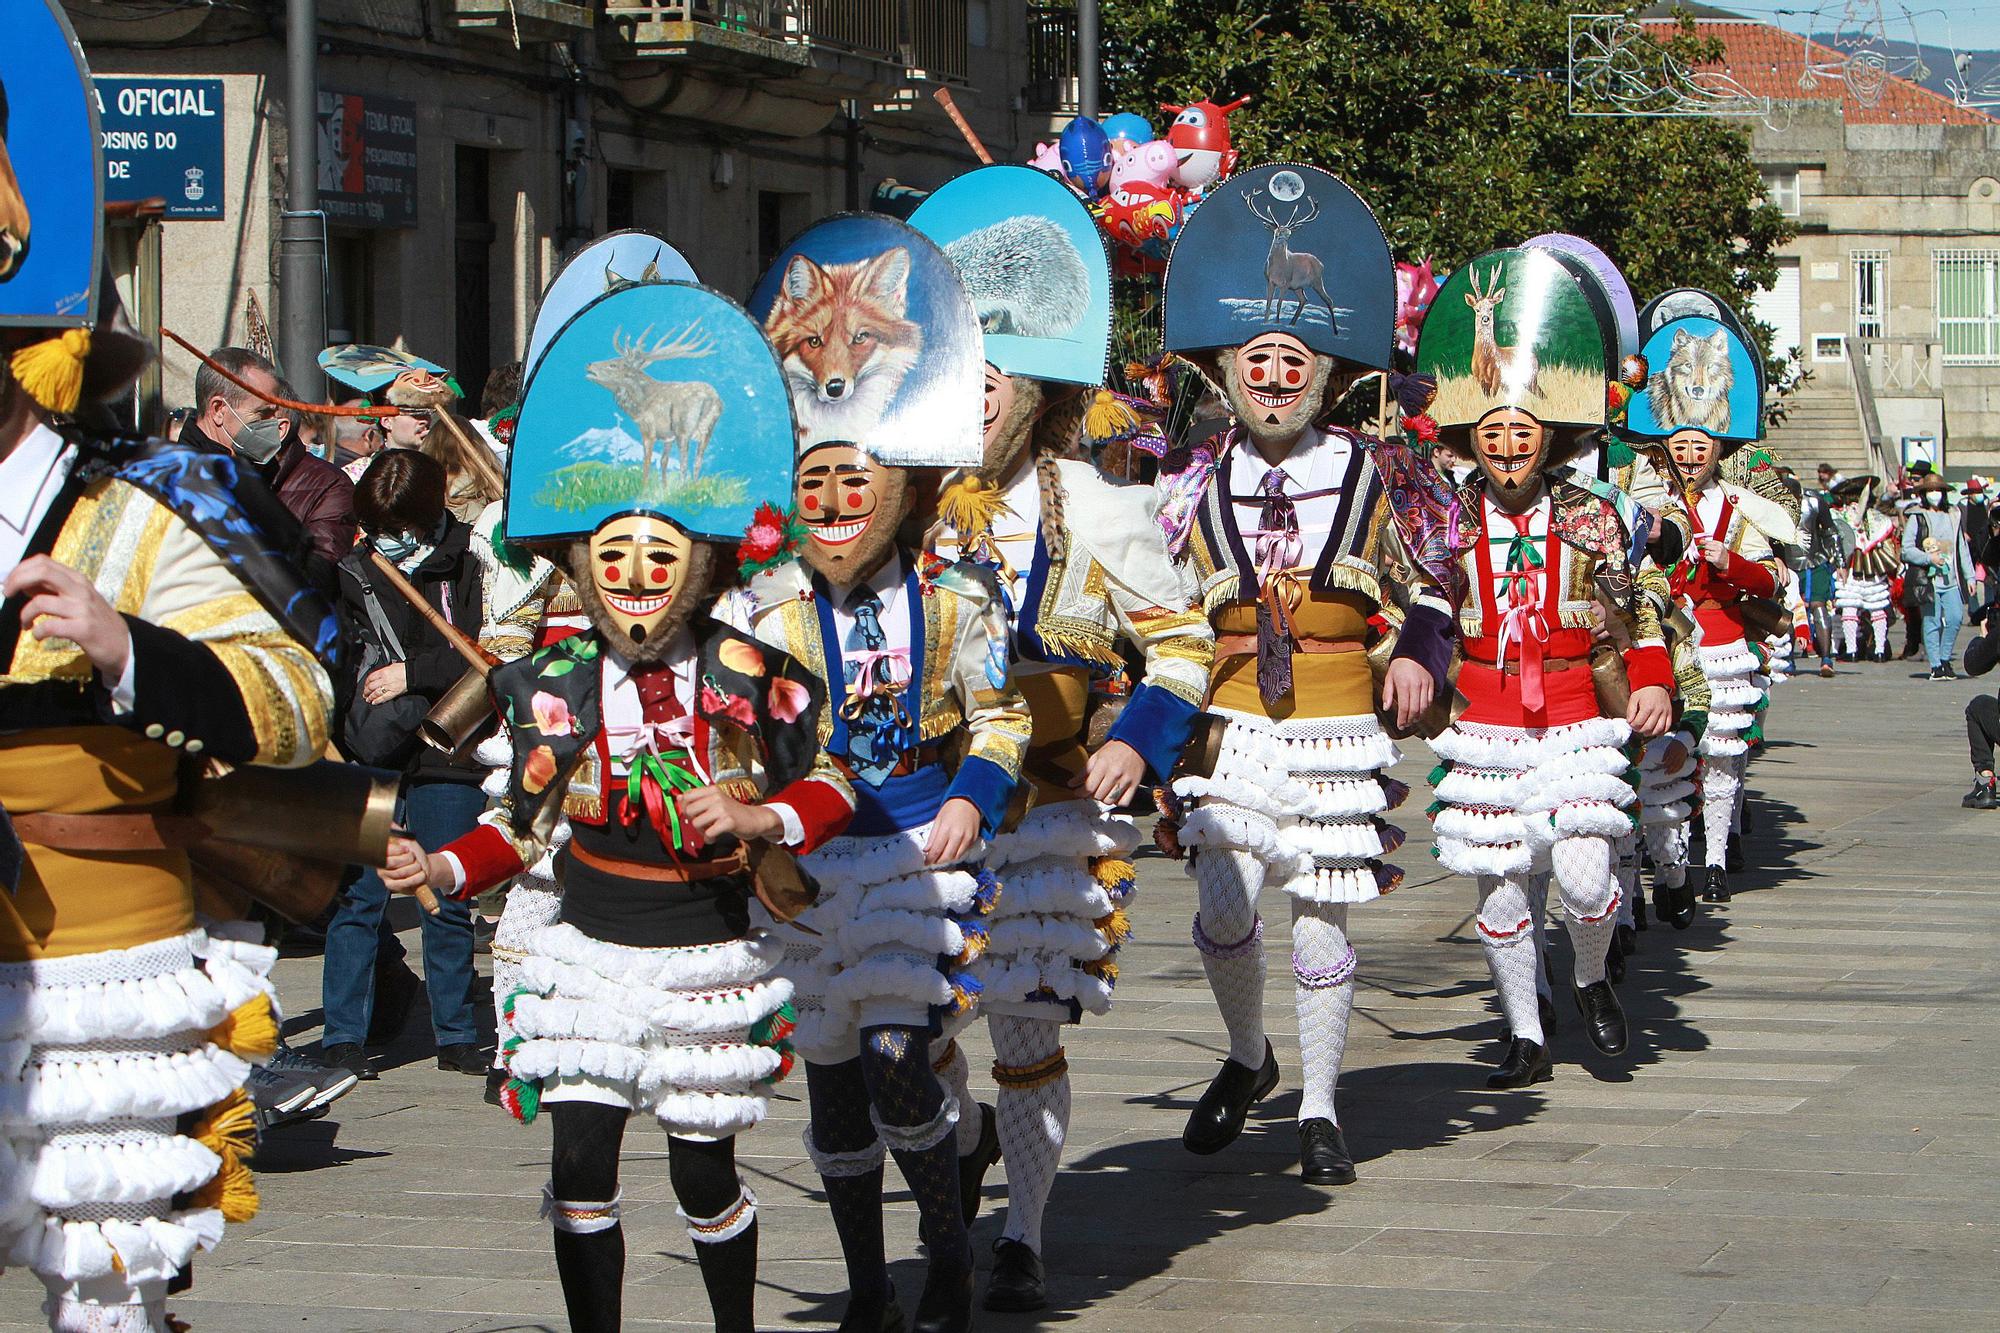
[94,77,225,220]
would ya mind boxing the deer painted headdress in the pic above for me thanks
[907,164,1112,387]
[1162,162,1393,370]
[504,282,795,544]
[1414,247,1617,433]
[526,229,698,377]
[746,212,984,467]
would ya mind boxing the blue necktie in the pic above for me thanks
[845,587,903,786]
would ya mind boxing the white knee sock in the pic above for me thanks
[1551,835,1617,986]
[1527,873,1553,1002]
[932,1035,982,1155]
[1291,900,1354,1125]
[1614,833,1638,928]
[1870,609,1889,652]
[1193,847,1268,1068]
[1477,875,1543,1044]
[1701,754,1739,868]
[1841,609,1860,655]
[989,1014,1068,1255]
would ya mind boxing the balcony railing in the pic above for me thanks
[607,0,964,69]
[1026,4,1078,111]
[907,0,968,82]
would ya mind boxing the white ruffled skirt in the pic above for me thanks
[784,818,998,1064]
[502,923,793,1139]
[0,926,278,1319]
[977,800,1137,1021]
[1835,574,1893,611]
[1172,710,1407,905]
[1697,640,1765,759]
[1637,730,1699,827]
[1428,715,1637,878]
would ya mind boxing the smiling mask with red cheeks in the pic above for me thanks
[1222,331,1335,449]
[1472,407,1552,512]
[795,443,910,589]
[581,512,706,657]
[1664,428,1722,491]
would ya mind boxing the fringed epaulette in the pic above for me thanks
[937,474,1013,547]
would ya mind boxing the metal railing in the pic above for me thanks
[606,0,911,65]
[907,0,968,81]
[1026,4,1078,110]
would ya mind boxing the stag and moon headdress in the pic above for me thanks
[525,229,699,378]
[505,281,796,544]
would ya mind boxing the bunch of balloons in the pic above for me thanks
[1029,97,1250,276]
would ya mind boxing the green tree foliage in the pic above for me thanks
[1106,1,1796,361]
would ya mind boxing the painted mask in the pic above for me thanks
[1665,428,1721,490]
[1472,407,1550,504]
[586,512,696,647]
[1227,332,1321,439]
[980,363,1045,479]
[796,443,908,587]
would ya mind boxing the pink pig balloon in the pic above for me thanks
[1106,139,1179,206]
[1029,140,1064,177]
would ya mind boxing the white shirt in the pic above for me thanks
[1228,428,1352,583]
[1691,483,1728,541]
[1482,493,1552,613]
[1,423,135,707]
[831,550,915,670]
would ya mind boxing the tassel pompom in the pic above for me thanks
[10,328,91,414]
[937,474,1011,545]
[208,994,279,1061]
[191,1152,260,1224]
[747,1001,796,1047]
[1093,906,1133,946]
[193,1091,257,1161]
[500,1076,543,1124]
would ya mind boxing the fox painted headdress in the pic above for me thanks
[746,212,984,468]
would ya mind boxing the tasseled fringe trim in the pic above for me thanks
[27,1133,222,1211]
[542,1185,621,1235]
[802,1126,884,1178]
[1567,889,1622,926]
[2,1045,251,1128]
[1435,838,1535,878]
[872,1093,958,1153]
[833,910,968,967]
[189,1149,258,1224]
[506,1032,789,1099]
[1431,716,1632,769]
[1293,945,1357,991]
[681,1185,757,1244]
[1177,806,1309,878]
[0,939,225,1046]
[992,1048,1068,1090]
[1094,904,1133,948]
[803,822,985,894]
[825,954,954,1015]
[1192,913,1261,960]
[514,954,793,1037]
[206,994,278,1062]
[832,866,987,918]
[519,924,784,993]
[982,858,1111,921]
[977,962,1115,1016]
[1700,735,1750,758]
[652,1091,770,1138]
[985,915,1112,963]
[1276,861,1402,904]
[8,1206,223,1285]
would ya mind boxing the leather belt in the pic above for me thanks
[832,743,945,781]
[1696,598,1730,610]
[11,810,207,852]
[1464,653,1588,676]
[1213,635,1365,661]
[565,840,750,883]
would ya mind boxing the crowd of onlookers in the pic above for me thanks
[167,346,531,1127]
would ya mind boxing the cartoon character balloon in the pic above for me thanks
[1101,112,1156,161]
[1058,116,1112,198]
[1105,139,1178,206]
[1394,258,1442,361]
[1028,139,1064,179]
[1161,95,1250,193]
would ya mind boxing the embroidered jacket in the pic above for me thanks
[445,615,856,895]
[719,551,1034,837]
[1671,480,1798,644]
[936,458,1212,781]
[1160,427,1458,690]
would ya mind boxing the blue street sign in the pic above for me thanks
[94,77,225,220]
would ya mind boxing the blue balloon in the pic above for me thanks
[1059,116,1111,198]
[1101,112,1155,147]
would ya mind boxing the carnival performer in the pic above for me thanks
[0,13,336,1327]
[1835,477,1899,662]
[1152,165,1456,1185]
[911,166,1214,1307]
[733,214,1030,1333]
[1413,247,1678,1087]
[382,282,850,1333]
[1627,309,1800,908]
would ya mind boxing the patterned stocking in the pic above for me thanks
[1700,754,1741,869]
[1527,873,1554,1003]
[1193,846,1268,1067]
[858,1025,971,1278]
[1291,899,1356,1125]
[1728,752,1751,836]
[1550,834,1618,987]
[931,1036,981,1155]
[1842,608,1860,656]
[1614,833,1639,928]
[1476,874,1544,1044]
[1870,610,1889,654]
[803,1058,892,1318]
[988,1013,1069,1255]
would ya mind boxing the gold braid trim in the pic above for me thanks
[930,1039,960,1074]
[992,1048,1068,1090]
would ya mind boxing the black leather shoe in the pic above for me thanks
[1182,1041,1279,1155]
[839,1284,905,1333]
[1574,980,1628,1056]
[1605,942,1626,985]
[1616,923,1637,957]
[1655,877,1697,930]
[1965,780,1999,810]
[437,1043,491,1075]
[1725,832,1745,873]
[911,1261,974,1333]
[1298,1118,1357,1186]
[957,1102,1000,1227]
[1487,1037,1552,1089]
[983,1238,1046,1313]
[1704,866,1732,902]
[318,1042,376,1081]
[1537,993,1558,1038]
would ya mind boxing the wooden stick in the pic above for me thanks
[933,89,994,164]
[163,327,394,418]
[366,551,496,675]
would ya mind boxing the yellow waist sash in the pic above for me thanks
[1016,667,1091,805]
[1209,588,1376,721]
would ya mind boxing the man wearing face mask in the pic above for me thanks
[1625,312,1799,906]
[730,216,1031,1333]
[1904,474,1976,680]
[1151,166,1457,1186]
[1413,248,1679,1087]
[189,348,355,593]
[912,167,1214,1310]
[384,283,853,1333]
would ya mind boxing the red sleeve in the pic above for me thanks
[1622,644,1675,695]
[442,822,525,900]
[769,777,854,855]
[1714,552,1778,599]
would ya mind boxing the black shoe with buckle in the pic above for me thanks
[983,1238,1046,1313]
[1487,1037,1553,1089]
[1574,981,1629,1056]
[1182,1041,1280,1155]
[1655,876,1697,930]
[1965,780,1998,810]
[957,1102,1000,1227]
[1298,1118,1357,1186]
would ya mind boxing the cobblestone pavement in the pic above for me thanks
[6,660,1998,1330]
